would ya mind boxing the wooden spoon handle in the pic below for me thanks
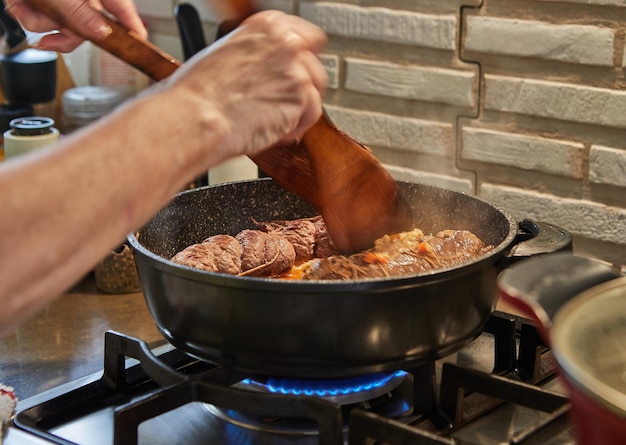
[26,0,181,80]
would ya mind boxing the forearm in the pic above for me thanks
[0,9,328,336]
[0,86,223,335]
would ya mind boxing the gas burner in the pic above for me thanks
[207,370,414,435]
[205,404,325,436]
[239,370,408,404]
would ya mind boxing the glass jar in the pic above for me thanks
[3,116,60,159]
[61,86,124,134]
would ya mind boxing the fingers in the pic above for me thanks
[298,47,329,106]
[272,17,328,140]
[282,50,328,141]
[3,1,61,37]
[276,13,328,54]
[242,10,327,54]
[101,0,146,39]
[214,11,328,153]
[36,30,85,53]
[4,0,146,52]
[240,10,329,105]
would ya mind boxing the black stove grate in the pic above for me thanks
[347,312,571,445]
[13,312,571,445]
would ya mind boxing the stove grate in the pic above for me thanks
[13,313,572,445]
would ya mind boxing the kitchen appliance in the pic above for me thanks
[6,310,575,444]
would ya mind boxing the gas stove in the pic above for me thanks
[5,311,575,445]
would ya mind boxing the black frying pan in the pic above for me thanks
[127,179,571,378]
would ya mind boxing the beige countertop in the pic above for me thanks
[0,274,163,401]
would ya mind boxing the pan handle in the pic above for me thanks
[506,219,572,263]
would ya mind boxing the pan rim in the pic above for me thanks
[127,179,518,290]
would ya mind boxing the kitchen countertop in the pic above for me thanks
[0,274,163,402]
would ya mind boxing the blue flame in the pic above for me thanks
[242,370,407,398]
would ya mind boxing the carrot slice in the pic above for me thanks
[363,251,389,264]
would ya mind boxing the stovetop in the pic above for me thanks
[5,311,575,445]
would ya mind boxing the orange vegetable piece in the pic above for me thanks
[363,251,389,264]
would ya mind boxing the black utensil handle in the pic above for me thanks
[174,3,207,61]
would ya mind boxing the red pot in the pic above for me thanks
[498,252,626,444]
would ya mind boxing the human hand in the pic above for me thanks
[163,10,328,160]
[4,0,147,52]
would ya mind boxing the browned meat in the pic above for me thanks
[300,229,493,280]
[254,216,340,259]
[311,216,340,257]
[171,216,492,281]
[171,234,242,274]
[433,230,486,255]
[254,218,316,260]
[236,230,296,277]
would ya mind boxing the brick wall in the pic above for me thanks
[138,0,626,268]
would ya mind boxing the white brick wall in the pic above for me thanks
[320,55,340,90]
[484,75,626,129]
[300,2,457,50]
[388,166,474,194]
[465,16,614,66]
[480,183,626,245]
[462,127,585,178]
[326,106,453,156]
[345,58,476,107]
[590,145,626,187]
[536,0,626,5]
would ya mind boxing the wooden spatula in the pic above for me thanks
[252,118,413,253]
[27,0,412,253]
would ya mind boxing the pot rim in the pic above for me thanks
[552,275,626,418]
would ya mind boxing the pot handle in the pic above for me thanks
[497,252,621,342]
[508,219,572,261]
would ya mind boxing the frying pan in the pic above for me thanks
[128,179,571,378]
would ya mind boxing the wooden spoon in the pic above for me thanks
[27,0,412,253]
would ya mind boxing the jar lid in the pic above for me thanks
[9,116,55,135]
[0,48,57,65]
[62,86,124,119]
